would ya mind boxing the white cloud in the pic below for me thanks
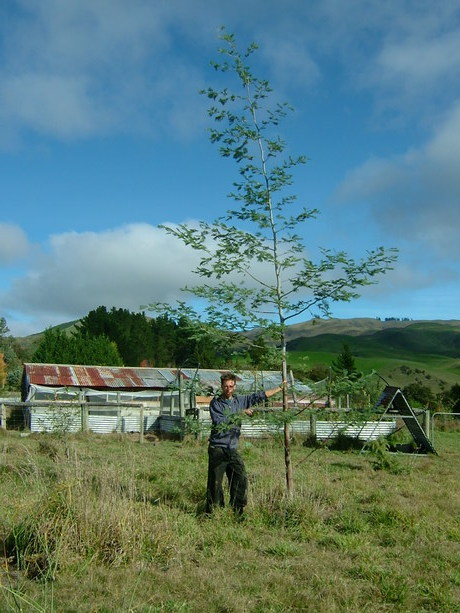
[0,223,203,334]
[2,0,459,142]
[335,101,460,258]
[0,223,30,264]
[258,36,320,91]
[0,220,306,336]
[377,31,460,86]
[1,74,113,138]
[0,0,216,142]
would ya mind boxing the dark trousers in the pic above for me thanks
[205,445,248,513]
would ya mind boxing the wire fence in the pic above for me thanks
[0,399,401,446]
[0,400,154,443]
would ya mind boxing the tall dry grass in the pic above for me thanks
[0,428,459,612]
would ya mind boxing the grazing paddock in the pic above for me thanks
[0,429,459,612]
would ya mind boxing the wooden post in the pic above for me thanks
[423,410,430,439]
[139,405,144,444]
[178,370,184,418]
[81,404,88,432]
[79,392,88,432]
[309,413,317,441]
[0,403,6,429]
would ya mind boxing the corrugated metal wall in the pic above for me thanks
[190,417,396,440]
[199,420,396,441]
[28,405,396,441]
[29,408,160,434]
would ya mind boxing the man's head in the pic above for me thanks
[220,372,237,399]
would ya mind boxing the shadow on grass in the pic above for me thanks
[329,462,364,471]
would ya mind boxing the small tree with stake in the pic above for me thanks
[148,29,397,496]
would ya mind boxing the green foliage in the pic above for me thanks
[368,438,407,474]
[248,333,281,369]
[327,370,381,409]
[159,30,395,335]
[151,29,397,348]
[31,327,123,366]
[305,362,330,382]
[78,306,154,366]
[0,316,9,338]
[331,343,359,378]
[6,367,22,388]
[0,316,22,389]
[440,383,460,411]
[403,382,435,407]
[78,306,217,367]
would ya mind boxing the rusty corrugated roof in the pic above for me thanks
[24,363,173,390]
[23,364,310,394]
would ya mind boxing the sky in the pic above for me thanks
[1,0,460,337]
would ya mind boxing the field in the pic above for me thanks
[286,319,460,391]
[288,350,460,391]
[1,426,459,612]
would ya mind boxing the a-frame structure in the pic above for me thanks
[363,386,437,454]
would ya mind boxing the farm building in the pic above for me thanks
[20,363,300,434]
[17,363,397,444]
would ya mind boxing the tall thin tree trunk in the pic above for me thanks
[281,341,294,497]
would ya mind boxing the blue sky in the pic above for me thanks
[1,0,460,337]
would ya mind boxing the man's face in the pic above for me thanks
[221,379,236,399]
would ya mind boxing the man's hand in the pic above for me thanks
[243,408,254,417]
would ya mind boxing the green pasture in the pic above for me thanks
[1,427,459,612]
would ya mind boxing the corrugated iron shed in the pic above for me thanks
[23,363,175,391]
[22,364,309,397]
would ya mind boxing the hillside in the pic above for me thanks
[287,321,460,358]
[14,317,460,391]
[286,319,460,392]
[284,317,460,341]
[14,319,81,356]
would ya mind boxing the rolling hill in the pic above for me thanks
[15,316,460,392]
[285,318,460,391]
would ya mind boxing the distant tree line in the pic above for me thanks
[374,317,412,322]
[32,327,123,367]
[30,306,219,369]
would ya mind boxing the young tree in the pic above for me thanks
[0,352,6,388]
[0,317,23,389]
[331,344,359,379]
[149,30,397,495]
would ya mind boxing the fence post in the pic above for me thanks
[0,403,6,429]
[423,410,430,439]
[309,413,317,441]
[78,391,86,432]
[139,406,144,444]
[81,404,88,432]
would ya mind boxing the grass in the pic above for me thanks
[0,428,459,612]
[285,320,460,391]
[288,349,460,391]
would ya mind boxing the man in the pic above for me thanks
[205,371,285,516]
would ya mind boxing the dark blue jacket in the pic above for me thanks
[208,391,267,449]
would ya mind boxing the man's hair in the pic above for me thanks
[220,372,237,384]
